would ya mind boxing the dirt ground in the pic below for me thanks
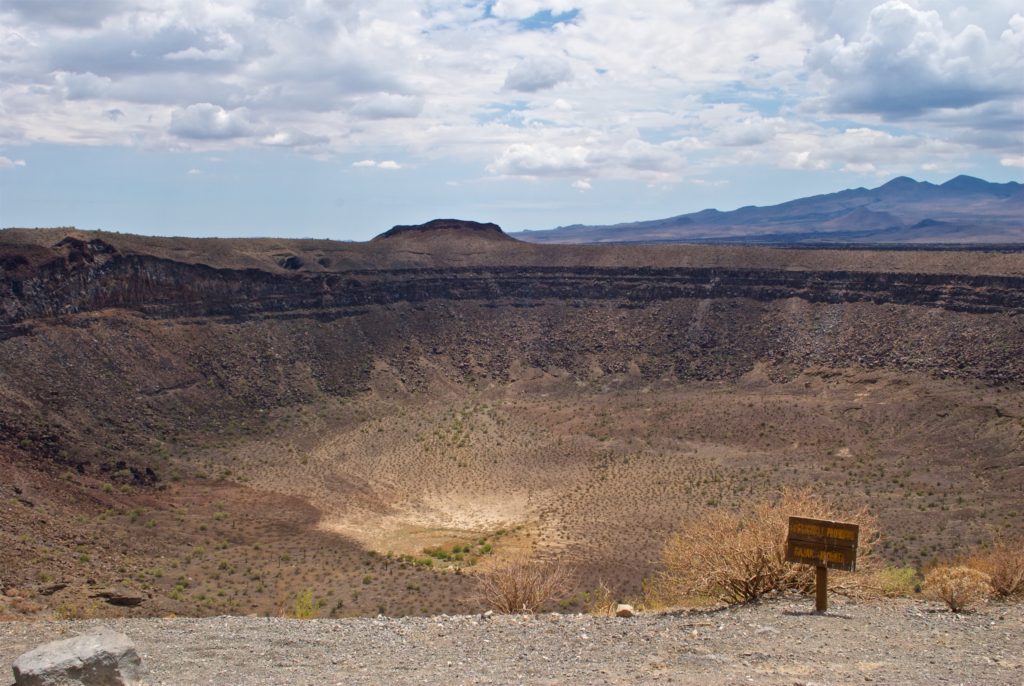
[1,596,1021,685]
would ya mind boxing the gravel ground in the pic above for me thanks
[2,597,1021,685]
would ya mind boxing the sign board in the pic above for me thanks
[785,516,859,572]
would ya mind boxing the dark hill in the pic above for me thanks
[373,219,515,242]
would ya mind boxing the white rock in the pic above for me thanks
[615,604,635,618]
[12,626,145,686]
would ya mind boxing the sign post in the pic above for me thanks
[785,516,859,613]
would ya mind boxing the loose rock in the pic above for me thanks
[12,626,145,686]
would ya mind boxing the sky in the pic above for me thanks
[0,0,1022,241]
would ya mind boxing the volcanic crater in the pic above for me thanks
[1,220,1022,619]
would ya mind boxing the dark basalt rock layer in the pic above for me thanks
[3,247,1024,328]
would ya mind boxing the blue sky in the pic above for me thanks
[0,0,1021,241]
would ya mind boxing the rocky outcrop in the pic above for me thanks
[3,249,1024,330]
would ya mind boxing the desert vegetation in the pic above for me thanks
[477,556,573,614]
[924,566,994,613]
[965,537,1024,599]
[645,489,878,607]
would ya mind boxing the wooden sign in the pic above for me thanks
[785,516,860,613]
[785,516,859,572]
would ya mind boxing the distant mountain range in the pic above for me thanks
[512,175,1023,245]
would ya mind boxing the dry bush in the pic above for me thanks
[924,565,993,612]
[477,556,573,614]
[585,581,617,616]
[967,538,1024,599]
[649,488,879,606]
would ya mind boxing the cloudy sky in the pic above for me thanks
[0,0,1021,240]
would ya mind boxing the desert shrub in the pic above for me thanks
[477,556,572,614]
[924,565,993,612]
[649,488,879,606]
[585,581,617,616]
[871,566,920,597]
[292,588,317,619]
[967,538,1024,599]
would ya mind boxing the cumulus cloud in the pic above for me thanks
[54,71,112,100]
[352,159,402,169]
[766,126,964,176]
[164,32,243,63]
[260,129,330,148]
[169,104,255,140]
[0,0,1017,182]
[488,142,589,176]
[351,93,424,120]
[1001,155,1024,168]
[807,1,1023,117]
[615,138,684,173]
[503,56,573,92]
[0,156,27,169]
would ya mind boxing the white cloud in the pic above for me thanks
[352,159,402,169]
[187,168,201,175]
[572,178,591,190]
[1001,155,1024,168]
[54,71,112,100]
[260,129,329,148]
[351,93,424,120]
[169,103,255,140]
[488,142,589,176]
[842,162,877,174]
[503,56,573,92]
[0,156,27,168]
[806,1,1022,117]
[164,32,243,63]
[0,0,1017,182]
[781,150,829,171]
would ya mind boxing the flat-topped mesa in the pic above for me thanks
[372,218,516,242]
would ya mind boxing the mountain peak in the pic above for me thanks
[877,176,920,190]
[940,175,991,192]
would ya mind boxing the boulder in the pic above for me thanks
[615,603,635,618]
[12,626,145,685]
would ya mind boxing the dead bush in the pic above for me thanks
[477,556,573,614]
[649,488,879,606]
[967,538,1024,599]
[585,580,617,616]
[924,565,993,612]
